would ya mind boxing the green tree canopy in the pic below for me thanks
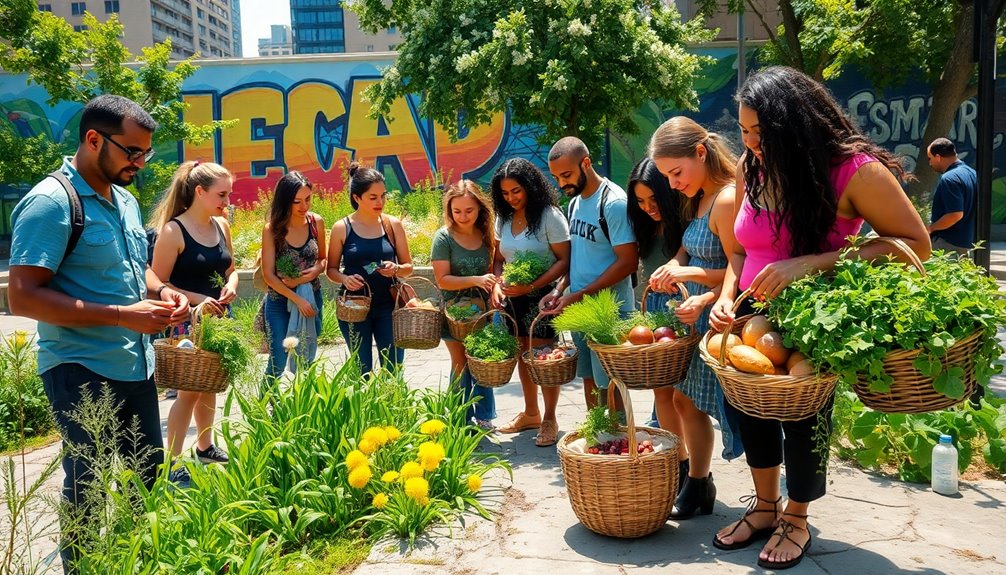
[347,0,715,152]
[0,0,232,200]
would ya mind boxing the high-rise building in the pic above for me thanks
[229,0,242,57]
[37,0,238,59]
[290,0,401,54]
[258,24,293,57]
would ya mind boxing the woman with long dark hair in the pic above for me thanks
[327,162,413,374]
[709,67,930,569]
[489,158,570,446]
[261,171,327,389]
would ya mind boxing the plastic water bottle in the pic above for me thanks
[931,434,959,495]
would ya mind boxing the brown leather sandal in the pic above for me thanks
[712,494,782,551]
[497,411,541,433]
[535,420,559,447]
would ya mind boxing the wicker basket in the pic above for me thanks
[558,379,680,538]
[587,283,701,390]
[392,276,443,350]
[444,291,488,341]
[153,305,229,393]
[465,310,519,388]
[848,237,980,413]
[522,312,578,387]
[336,282,372,323]
[700,288,839,421]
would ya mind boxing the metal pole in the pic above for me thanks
[974,0,1005,271]
[737,6,746,90]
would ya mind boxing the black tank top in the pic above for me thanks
[169,218,233,298]
[341,216,397,305]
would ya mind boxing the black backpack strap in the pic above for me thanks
[46,170,85,262]
[597,181,610,243]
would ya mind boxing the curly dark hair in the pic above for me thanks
[626,157,683,261]
[490,158,559,239]
[737,66,908,257]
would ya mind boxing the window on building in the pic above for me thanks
[387,26,397,34]
[73,24,88,32]
[38,4,52,11]
[199,24,206,34]
[366,45,374,52]
[388,44,397,51]
[104,0,119,13]
[70,2,86,15]
[197,7,204,18]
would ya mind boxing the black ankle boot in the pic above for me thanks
[676,459,690,496]
[670,473,716,519]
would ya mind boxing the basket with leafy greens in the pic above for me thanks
[552,289,701,389]
[463,311,520,387]
[765,240,1006,412]
[502,250,552,286]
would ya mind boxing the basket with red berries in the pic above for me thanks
[521,312,578,387]
[557,379,681,538]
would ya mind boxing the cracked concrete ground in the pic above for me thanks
[3,316,1005,574]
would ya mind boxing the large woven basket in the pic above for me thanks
[444,291,488,341]
[392,276,443,350]
[558,379,680,538]
[465,310,519,388]
[522,312,578,387]
[336,282,371,323]
[588,284,701,390]
[848,237,980,413]
[154,305,229,393]
[700,288,838,421]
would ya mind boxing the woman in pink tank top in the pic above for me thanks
[709,67,930,570]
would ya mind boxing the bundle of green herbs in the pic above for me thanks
[197,314,254,384]
[766,248,1006,398]
[464,321,518,362]
[502,250,551,286]
[551,290,623,345]
[275,253,301,279]
[575,403,621,446]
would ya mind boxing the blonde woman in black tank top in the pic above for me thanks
[150,161,237,477]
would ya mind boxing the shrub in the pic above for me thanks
[0,331,54,452]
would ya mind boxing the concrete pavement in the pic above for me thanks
[1,314,1005,574]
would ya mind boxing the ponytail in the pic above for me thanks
[150,160,231,231]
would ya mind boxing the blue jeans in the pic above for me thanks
[264,290,323,385]
[41,363,163,574]
[338,302,404,374]
[457,367,496,422]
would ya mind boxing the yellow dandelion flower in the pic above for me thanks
[358,438,378,455]
[363,427,389,446]
[381,471,400,483]
[384,426,402,442]
[345,450,369,471]
[400,461,423,480]
[348,465,372,489]
[418,441,445,462]
[419,419,446,436]
[418,496,430,506]
[372,492,389,509]
[420,457,439,472]
[467,475,483,493]
[404,477,429,503]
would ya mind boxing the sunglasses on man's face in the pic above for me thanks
[97,130,155,163]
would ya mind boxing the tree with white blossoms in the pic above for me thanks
[346,0,715,150]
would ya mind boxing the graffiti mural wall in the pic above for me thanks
[2,49,1004,217]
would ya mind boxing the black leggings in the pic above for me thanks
[729,298,833,503]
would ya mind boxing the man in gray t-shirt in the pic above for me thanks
[540,137,638,410]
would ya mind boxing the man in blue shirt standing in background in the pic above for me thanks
[926,137,977,258]
[8,94,189,573]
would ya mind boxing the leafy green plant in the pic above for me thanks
[0,331,53,452]
[615,307,689,339]
[446,303,480,321]
[551,289,624,345]
[502,250,551,286]
[197,314,254,385]
[576,404,621,446]
[464,322,519,362]
[275,253,302,279]
[210,271,226,289]
[767,247,1006,397]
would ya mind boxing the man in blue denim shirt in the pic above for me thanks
[8,95,188,573]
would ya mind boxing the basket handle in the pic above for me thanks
[527,311,569,349]
[393,275,442,310]
[190,302,213,349]
[717,287,756,366]
[339,280,371,301]
[641,281,699,332]
[469,309,519,341]
[604,378,641,462]
[860,236,927,276]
